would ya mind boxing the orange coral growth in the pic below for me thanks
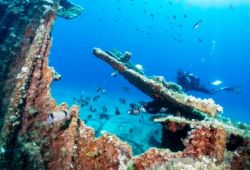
[76,131,132,170]
[133,148,180,169]
[183,126,227,162]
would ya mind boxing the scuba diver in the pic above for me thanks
[176,69,242,95]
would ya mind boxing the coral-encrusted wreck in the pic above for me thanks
[92,48,250,169]
[0,0,249,170]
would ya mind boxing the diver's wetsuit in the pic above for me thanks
[177,71,214,95]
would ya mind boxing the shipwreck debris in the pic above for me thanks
[92,47,222,118]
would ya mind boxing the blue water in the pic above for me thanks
[50,0,250,154]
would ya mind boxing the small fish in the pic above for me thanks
[193,19,202,30]
[47,110,67,124]
[210,80,222,86]
[110,70,118,77]
[128,109,140,115]
[93,95,100,101]
[184,14,187,18]
[99,113,110,120]
[172,15,176,20]
[139,106,146,113]
[115,107,121,115]
[96,87,106,94]
[129,103,139,109]
[89,105,97,112]
[139,118,143,122]
[128,103,141,115]
[87,114,93,119]
[198,38,203,43]
[122,86,130,92]
[80,97,91,107]
[135,64,144,71]
[160,107,168,113]
[96,87,102,93]
[129,128,133,134]
[102,106,108,113]
[119,98,126,104]
[73,97,77,103]
[80,102,88,108]
[73,93,87,106]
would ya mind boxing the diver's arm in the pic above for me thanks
[195,85,215,95]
